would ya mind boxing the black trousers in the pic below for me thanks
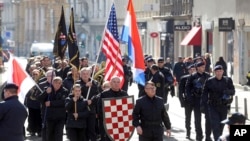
[99,118,112,141]
[139,127,164,141]
[68,128,86,141]
[46,119,64,141]
[184,103,194,132]
[28,108,42,133]
[86,113,96,141]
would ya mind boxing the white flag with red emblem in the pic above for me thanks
[6,54,36,103]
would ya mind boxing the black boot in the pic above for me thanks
[196,135,204,141]
[186,130,190,139]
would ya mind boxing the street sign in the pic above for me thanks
[219,18,235,32]
[174,25,192,31]
[137,22,147,29]
[5,31,12,39]
[150,32,158,38]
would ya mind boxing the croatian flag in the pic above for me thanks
[121,0,145,86]
[7,54,36,103]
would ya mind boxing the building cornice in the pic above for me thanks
[152,14,192,20]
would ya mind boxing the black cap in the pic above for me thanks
[157,57,164,63]
[150,64,159,71]
[147,57,154,63]
[214,65,223,71]
[221,112,246,125]
[144,55,150,61]
[187,64,195,70]
[122,56,127,61]
[4,83,19,90]
[195,62,205,67]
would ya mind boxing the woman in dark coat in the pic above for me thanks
[215,56,227,76]
[65,84,89,141]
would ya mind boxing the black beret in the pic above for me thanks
[4,83,19,90]
[157,57,164,63]
[195,62,205,67]
[214,65,223,71]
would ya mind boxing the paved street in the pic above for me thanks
[1,57,250,141]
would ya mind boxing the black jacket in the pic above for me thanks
[24,86,41,109]
[63,74,75,92]
[37,86,68,120]
[0,96,28,141]
[178,74,191,107]
[159,67,174,86]
[173,62,186,82]
[76,79,100,114]
[150,71,165,98]
[65,95,89,128]
[132,95,171,130]
[186,72,210,101]
[122,64,133,91]
[202,76,235,107]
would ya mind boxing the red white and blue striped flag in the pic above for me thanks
[121,0,145,86]
[101,3,124,87]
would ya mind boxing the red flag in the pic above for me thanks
[7,54,36,103]
[101,4,124,87]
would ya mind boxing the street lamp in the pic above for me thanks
[159,21,167,60]
[0,1,3,60]
[12,0,20,57]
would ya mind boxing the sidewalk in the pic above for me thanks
[228,83,250,121]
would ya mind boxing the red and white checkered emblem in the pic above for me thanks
[102,96,135,141]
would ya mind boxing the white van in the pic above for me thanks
[30,42,54,59]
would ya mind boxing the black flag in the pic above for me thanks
[68,8,80,70]
[53,6,67,59]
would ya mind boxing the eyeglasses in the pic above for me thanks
[32,74,38,76]
[145,87,156,90]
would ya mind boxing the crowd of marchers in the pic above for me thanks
[0,53,246,141]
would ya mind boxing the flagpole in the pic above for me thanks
[86,3,114,100]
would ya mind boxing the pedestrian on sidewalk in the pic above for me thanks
[0,83,28,141]
[133,81,171,141]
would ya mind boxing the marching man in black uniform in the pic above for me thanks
[178,64,196,139]
[150,64,165,99]
[133,81,171,141]
[158,57,175,103]
[186,61,212,141]
[202,65,235,141]
[37,77,68,141]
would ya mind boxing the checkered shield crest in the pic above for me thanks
[102,96,135,141]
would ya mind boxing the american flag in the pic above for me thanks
[102,4,124,87]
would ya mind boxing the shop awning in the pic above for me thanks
[180,26,201,46]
